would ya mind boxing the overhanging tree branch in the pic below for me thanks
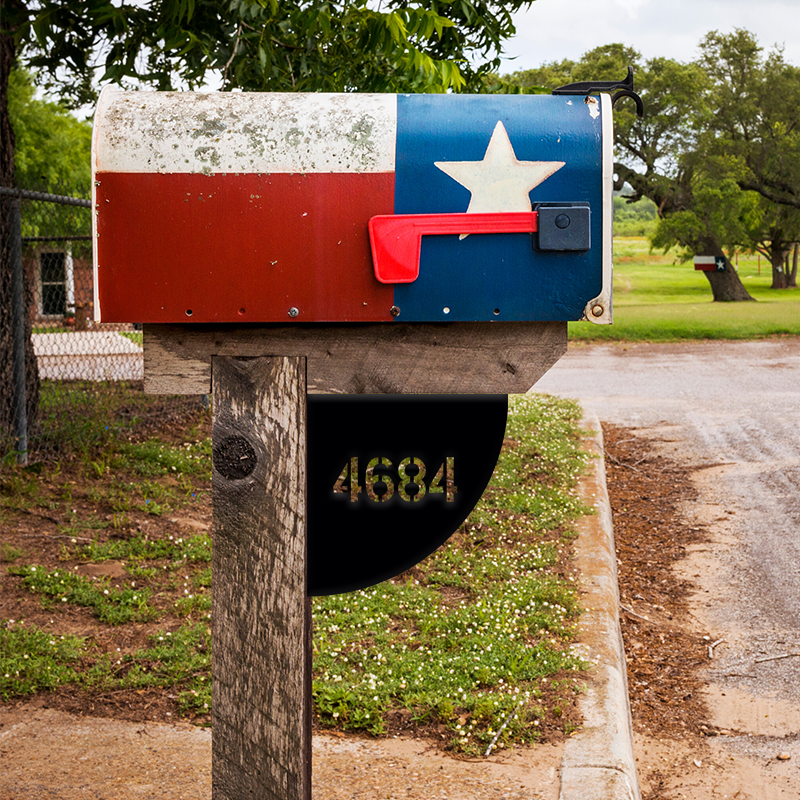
[738,179,800,210]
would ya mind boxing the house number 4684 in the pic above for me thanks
[333,457,457,503]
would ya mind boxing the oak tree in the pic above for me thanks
[698,29,800,288]
[505,43,758,301]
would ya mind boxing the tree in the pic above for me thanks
[0,0,540,445]
[505,57,576,91]
[8,67,92,189]
[736,197,800,289]
[612,195,657,237]
[9,66,93,264]
[653,31,800,292]
[506,43,756,301]
[0,65,94,445]
[787,244,799,288]
[8,0,542,105]
[214,0,530,93]
[698,29,800,288]
[1,1,40,444]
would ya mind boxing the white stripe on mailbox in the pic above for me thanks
[93,89,397,175]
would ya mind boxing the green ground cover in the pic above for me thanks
[1,390,592,754]
[312,394,590,753]
[118,331,143,346]
[570,237,800,342]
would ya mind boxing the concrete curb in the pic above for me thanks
[558,410,641,800]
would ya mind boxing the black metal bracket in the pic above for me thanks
[553,66,644,117]
[533,203,591,252]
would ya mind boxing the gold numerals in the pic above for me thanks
[332,457,457,503]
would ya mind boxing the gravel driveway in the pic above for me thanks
[534,337,800,795]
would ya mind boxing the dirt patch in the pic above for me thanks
[1,410,586,798]
[311,734,564,800]
[602,423,710,740]
[2,410,585,749]
[1,412,214,727]
[603,424,800,800]
[0,705,212,800]
[0,703,564,800]
[2,407,587,781]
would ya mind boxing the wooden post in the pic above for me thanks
[212,356,311,800]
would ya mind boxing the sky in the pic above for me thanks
[498,0,800,75]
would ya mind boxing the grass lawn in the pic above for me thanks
[570,237,800,342]
[1,387,592,756]
[118,331,143,346]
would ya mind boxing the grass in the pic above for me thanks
[570,237,800,342]
[0,543,26,563]
[311,394,591,754]
[112,624,212,715]
[0,621,212,714]
[12,379,205,463]
[32,326,70,334]
[0,626,84,701]
[8,565,157,625]
[118,331,144,347]
[1,389,592,754]
[72,530,212,566]
[116,439,212,477]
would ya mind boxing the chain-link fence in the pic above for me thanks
[2,181,206,465]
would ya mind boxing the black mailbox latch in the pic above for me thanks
[534,203,591,251]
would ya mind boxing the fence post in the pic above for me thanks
[9,197,28,466]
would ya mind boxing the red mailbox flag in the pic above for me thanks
[369,211,539,283]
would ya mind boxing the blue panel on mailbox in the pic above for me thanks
[392,94,610,322]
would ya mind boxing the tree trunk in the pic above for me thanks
[787,243,798,288]
[697,237,756,302]
[1,10,40,450]
[770,240,788,289]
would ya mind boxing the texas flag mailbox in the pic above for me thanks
[92,90,613,325]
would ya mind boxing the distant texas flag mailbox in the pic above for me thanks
[694,255,728,272]
[92,90,613,324]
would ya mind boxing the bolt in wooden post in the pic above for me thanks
[212,355,311,800]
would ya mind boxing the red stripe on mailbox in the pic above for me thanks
[693,255,717,271]
[95,172,396,322]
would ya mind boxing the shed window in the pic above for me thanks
[39,251,67,316]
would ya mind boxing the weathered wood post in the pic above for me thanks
[211,356,311,800]
[92,82,625,799]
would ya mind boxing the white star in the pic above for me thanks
[435,121,565,237]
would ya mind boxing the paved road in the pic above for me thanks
[533,338,800,759]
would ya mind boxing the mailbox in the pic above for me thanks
[92,90,612,324]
